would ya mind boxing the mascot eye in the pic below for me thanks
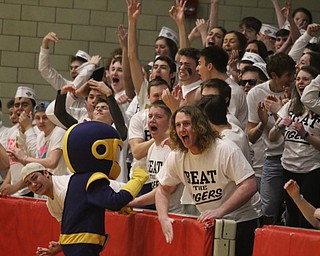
[91,140,110,160]
[97,144,107,155]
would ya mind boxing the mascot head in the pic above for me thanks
[62,121,123,179]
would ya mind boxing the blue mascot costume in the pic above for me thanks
[59,121,148,256]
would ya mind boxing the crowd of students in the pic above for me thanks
[0,0,320,255]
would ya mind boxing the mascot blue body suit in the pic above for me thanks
[59,121,148,256]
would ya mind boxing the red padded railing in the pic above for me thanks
[0,197,214,256]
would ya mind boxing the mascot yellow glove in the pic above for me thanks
[118,206,135,215]
[121,167,149,198]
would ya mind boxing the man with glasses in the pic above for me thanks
[240,65,268,95]
[246,53,296,225]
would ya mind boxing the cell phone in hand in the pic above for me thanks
[90,67,105,81]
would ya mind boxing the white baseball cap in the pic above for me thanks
[21,162,49,181]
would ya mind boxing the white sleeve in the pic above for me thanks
[24,128,38,157]
[48,127,65,151]
[288,32,313,63]
[277,101,290,119]
[246,89,259,124]
[137,78,149,110]
[301,75,320,115]
[38,47,70,90]
[72,62,96,89]
[128,112,145,140]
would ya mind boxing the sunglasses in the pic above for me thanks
[239,79,257,86]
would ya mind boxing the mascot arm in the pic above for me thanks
[121,167,149,198]
[87,177,134,211]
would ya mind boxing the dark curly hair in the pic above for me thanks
[169,105,219,153]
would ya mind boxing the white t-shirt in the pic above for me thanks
[125,96,140,123]
[46,175,123,223]
[220,123,252,164]
[157,139,261,222]
[147,143,184,214]
[36,126,69,176]
[247,81,284,156]
[6,124,30,196]
[226,78,248,131]
[128,109,151,178]
[278,101,320,173]
[250,138,265,177]
[47,174,72,222]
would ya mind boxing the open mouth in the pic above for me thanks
[112,78,119,83]
[150,125,158,132]
[181,135,189,144]
[208,41,215,46]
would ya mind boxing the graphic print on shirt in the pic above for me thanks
[284,112,320,144]
[148,159,163,189]
[38,141,48,159]
[7,138,17,165]
[184,169,222,205]
[144,129,152,141]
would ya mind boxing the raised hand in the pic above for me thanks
[169,0,187,25]
[89,55,102,67]
[284,179,301,202]
[42,32,59,49]
[60,84,76,95]
[307,23,320,37]
[19,111,33,132]
[127,0,141,21]
[257,101,268,127]
[280,1,291,21]
[264,95,283,114]
[116,24,128,49]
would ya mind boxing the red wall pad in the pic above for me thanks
[0,197,214,256]
[253,225,320,256]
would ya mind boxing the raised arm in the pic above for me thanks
[169,0,189,51]
[208,0,219,31]
[88,80,128,141]
[188,19,208,47]
[271,0,286,28]
[54,85,79,129]
[281,2,301,44]
[38,32,69,90]
[289,24,320,62]
[301,75,320,115]
[116,24,135,100]
[127,0,145,96]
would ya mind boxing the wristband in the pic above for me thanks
[295,194,304,204]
